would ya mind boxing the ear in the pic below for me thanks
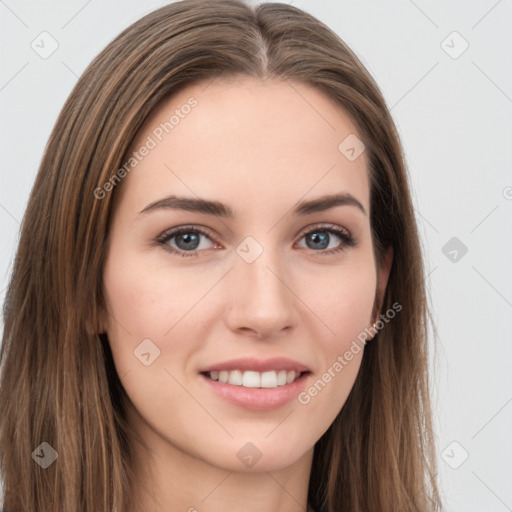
[96,307,108,335]
[369,246,393,335]
[94,295,109,335]
[376,246,393,314]
[85,308,107,337]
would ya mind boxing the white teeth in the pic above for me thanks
[207,369,302,388]
[277,370,287,386]
[228,369,243,386]
[242,371,260,388]
[260,371,277,388]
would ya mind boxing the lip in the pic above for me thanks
[199,371,311,410]
[198,357,310,374]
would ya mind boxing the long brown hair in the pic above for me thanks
[0,1,442,511]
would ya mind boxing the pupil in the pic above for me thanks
[177,232,199,250]
[308,232,328,250]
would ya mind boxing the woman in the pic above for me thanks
[0,1,443,511]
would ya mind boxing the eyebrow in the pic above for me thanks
[138,192,367,217]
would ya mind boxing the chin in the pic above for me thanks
[200,436,313,473]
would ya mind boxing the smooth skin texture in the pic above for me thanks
[101,76,392,512]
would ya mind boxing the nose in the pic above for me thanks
[224,242,297,340]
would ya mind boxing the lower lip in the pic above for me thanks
[199,372,310,410]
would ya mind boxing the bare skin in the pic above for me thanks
[101,76,392,512]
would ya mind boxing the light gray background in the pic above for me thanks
[1,1,511,510]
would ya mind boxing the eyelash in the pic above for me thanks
[156,223,357,258]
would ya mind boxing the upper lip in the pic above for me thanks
[199,357,310,374]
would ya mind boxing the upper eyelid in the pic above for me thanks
[157,224,216,241]
[300,222,351,236]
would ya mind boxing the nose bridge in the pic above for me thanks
[226,233,295,335]
[237,233,290,304]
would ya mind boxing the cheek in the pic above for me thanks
[103,248,204,337]
[293,256,376,420]
[102,247,227,386]
[102,250,175,373]
[302,256,377,349]
[101,252,209,417]
[326,279,376,349]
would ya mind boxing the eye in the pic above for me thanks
[296,223,356,254]
[156,225,219,257]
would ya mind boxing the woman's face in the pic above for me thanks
[102,76,391,473]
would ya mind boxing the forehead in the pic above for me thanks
[118,76,369,216]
